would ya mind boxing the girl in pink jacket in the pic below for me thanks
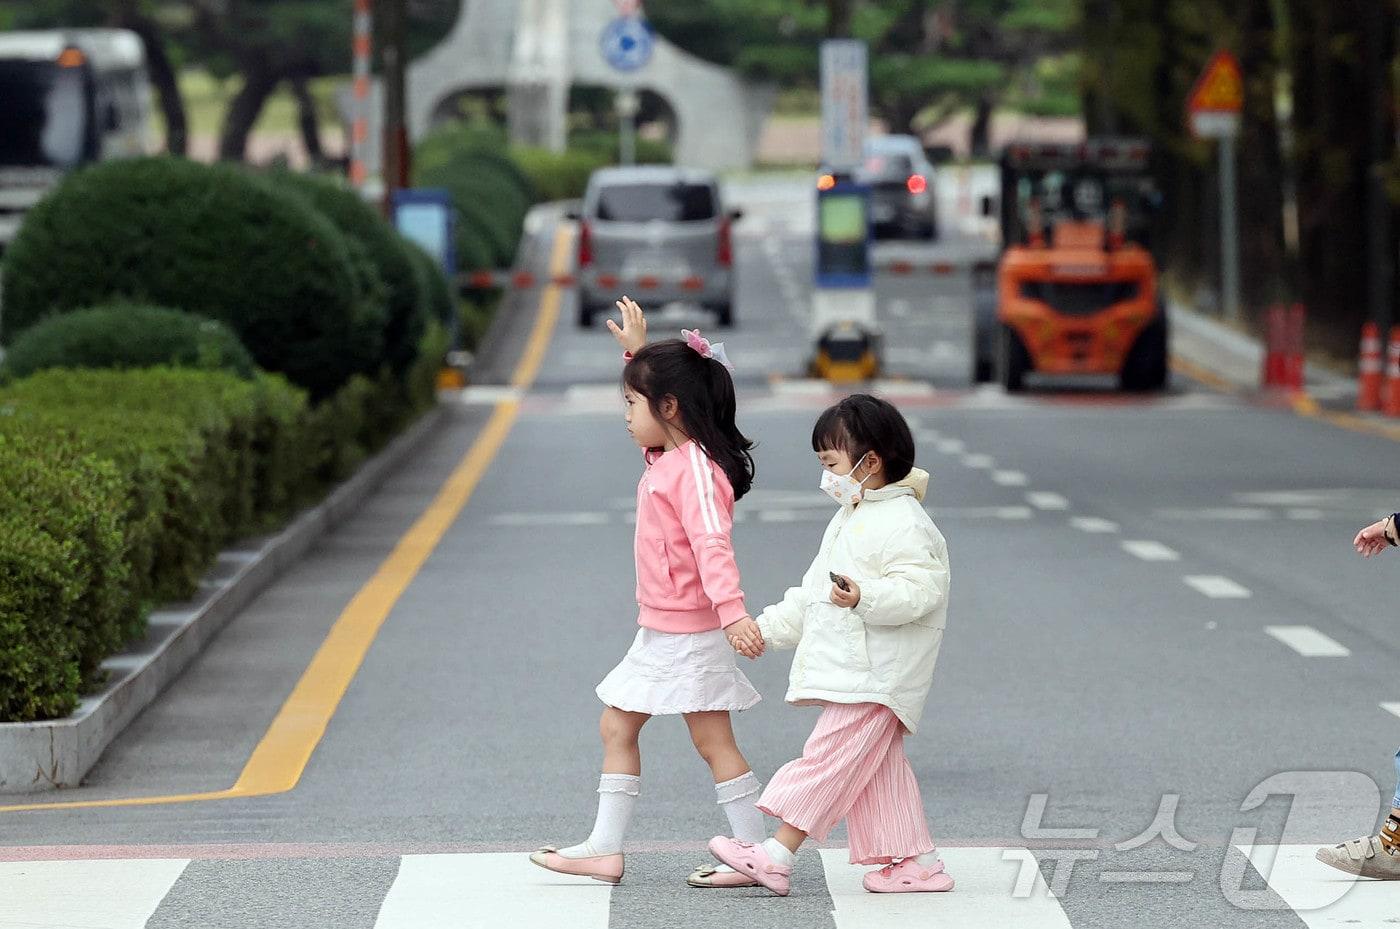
[531,297,768,888]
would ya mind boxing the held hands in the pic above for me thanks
[1354,515,1399,558]
[830,575,861,609]
[727,616,765,660]
[607,296,648,355]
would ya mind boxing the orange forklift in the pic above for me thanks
[994,139,1167,392]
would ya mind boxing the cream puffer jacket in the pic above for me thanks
[755,468,948,734]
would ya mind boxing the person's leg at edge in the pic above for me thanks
[556,707,649,859]
[686,711,767,876]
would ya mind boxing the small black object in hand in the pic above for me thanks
[829,572,851,592]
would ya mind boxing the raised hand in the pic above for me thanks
[606,295,648,355]
[1354,516,1397,558]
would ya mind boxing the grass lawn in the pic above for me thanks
[155,70,346,139]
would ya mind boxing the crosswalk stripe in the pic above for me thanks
[373,853,611,929]
[1381,702,1400,719]
[819,848,1072,928]
[1236,844,1387,925]
[1265,625,1351,658]
[0,858,191,928]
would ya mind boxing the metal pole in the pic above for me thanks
[1219,134,1242,323]
[381,0,408,211]
[618,88,637,166]
[349,0,372,188]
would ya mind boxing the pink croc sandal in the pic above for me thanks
[686,864,762,888]
[529,846,625,884]
[862,857,954,893]
[707,836,791,896]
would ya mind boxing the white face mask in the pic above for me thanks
[820,461,870,508]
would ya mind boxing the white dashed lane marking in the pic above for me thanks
[1264,626,1350,658]
[1070,517,1119,534]
[1120,541,1181,562]
[936,439,966,455]
[962,454,995,469]
[1026,492,1070,511]
[992,470,1028,487]
[1183,575,1252,599]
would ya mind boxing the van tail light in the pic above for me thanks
[578,219,593,267]
[717,217,733,268]
[906,174,927,194]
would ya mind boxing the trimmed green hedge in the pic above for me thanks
[0,364,439,722]
[0,303,255,381]
[266,170,428,378]
[0,157,370,400]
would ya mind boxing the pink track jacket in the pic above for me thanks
[634,441,748,632]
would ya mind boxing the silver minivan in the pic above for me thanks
[571,166,741,328]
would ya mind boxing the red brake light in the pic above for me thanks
[578,220,593,268]
[717,217,733,267]
[817,173,836,191]
[906,175,927,194]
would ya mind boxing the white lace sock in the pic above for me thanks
[557,774,640,859]
[914,851,941,867]
[711,771,765,873]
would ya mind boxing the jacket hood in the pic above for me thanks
[862,467,929,503]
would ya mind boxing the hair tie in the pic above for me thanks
[681,329,734,372]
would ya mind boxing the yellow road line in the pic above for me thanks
[1172,352,1400,444]
[1169,355,1237,394]
[0,226,574,814]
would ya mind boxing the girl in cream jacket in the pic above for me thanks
[711,394,953,897]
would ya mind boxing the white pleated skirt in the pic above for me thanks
[596,627,762,716]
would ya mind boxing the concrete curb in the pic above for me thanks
[0,405,446,794]
[1168,299,1352,396]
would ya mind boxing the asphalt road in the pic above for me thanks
[2,177,1398,929]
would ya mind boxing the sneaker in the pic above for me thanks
[686,864,762,888]
[529,846,625,884]
[1315,835,1400,880]
[707,836,792,896]
[862,856,955,893]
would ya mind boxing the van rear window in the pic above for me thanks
[595,183,717,222]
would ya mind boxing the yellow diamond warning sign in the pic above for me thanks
[1187,50,1242,138]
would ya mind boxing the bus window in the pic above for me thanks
[0,60,89,168]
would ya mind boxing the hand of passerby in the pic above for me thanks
[607,296,647,355]
[830,575,861,609]
[1355,515,1399,558]
[727,616,765,659]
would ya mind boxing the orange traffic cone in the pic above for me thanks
[1384,326,1400,417]
[1358,322,1384,411]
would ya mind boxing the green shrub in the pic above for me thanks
[267,170,427,378]
[1,157,369,400]
[570,130,672,165]
[0,430,130,698]
[511,146,607,201]
[0,509,85,720]
[0,303,254,382]
[416,152,531,268]
[403,240,456,328]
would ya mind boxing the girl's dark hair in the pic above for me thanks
[811,394,915,483]
[623,339,756,499]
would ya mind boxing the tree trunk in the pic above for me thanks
[969,94,993,158]
[1236,0,1288,320]
[219,65,281,162]
[116,12,187,156]
[826,0,853,38]
[290,75,324,166]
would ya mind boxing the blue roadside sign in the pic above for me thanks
[601,16,654,72]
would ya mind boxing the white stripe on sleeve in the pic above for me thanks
[688,444,718,534]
